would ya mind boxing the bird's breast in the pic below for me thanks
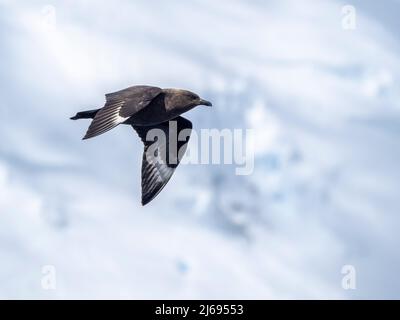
[127,103,182,126]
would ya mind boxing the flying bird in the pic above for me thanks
[71,85,212,205]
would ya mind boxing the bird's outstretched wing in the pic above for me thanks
[83,85,162,140]
[133,116,193,205]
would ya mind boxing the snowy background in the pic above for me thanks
[0,0,399,299]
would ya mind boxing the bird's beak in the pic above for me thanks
[199,99,212,107]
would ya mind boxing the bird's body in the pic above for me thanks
[71,85,212,205]
[125,90,194,126]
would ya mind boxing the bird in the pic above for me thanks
[70,85,212,205]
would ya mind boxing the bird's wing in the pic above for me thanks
[83,85,162,140]
[133,116,193,205]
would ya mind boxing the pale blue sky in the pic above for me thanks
[0,0,399,299]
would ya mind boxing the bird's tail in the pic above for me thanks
[70,109,100,120]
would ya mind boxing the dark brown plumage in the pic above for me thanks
[70,85,212,205]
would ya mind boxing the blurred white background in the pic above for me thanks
[0,0,399,299]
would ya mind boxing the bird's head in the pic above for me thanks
[164,89,212,112]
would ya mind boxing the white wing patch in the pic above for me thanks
[83,100,128,140]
